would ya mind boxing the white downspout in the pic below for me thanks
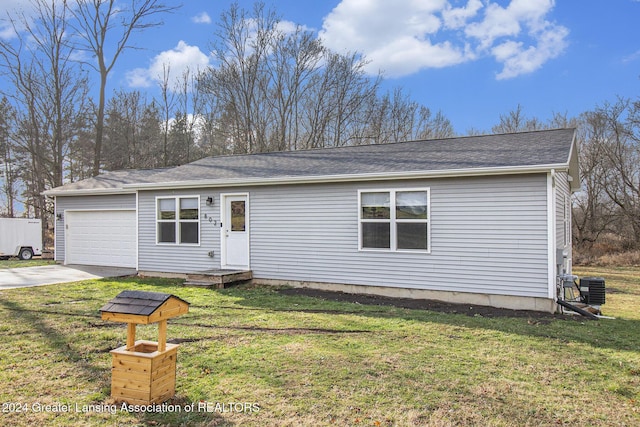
[547,169,557,300]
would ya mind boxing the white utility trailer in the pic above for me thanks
[0,218,43,260]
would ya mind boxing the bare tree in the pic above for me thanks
[416,108,454,140]
[265,25,323,151]
[175,67,202,163]
[200,2,444,154]
[354,88,453,145]
[70,0,178,176]
[104,89,164,169]
[158,64,177,166]
[105,90,138,169]
[321,51,379,147]
[0,0,89,232]
[206,2,277,154]
[136,100,163,168]
[572,110,618,247]
[492,104,526,133]
[0,98,18,217]
[359,88,422,144]
[595,98,640,245]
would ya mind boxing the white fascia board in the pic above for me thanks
[42,188,137,197]
[566,132,581,192]
[125,163,571,191]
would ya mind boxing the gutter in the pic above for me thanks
[43,188,138,197]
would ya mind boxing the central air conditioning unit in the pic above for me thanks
[556,275,606,319]
[579,277,606,306]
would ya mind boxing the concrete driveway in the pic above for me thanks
[0,264,137,289]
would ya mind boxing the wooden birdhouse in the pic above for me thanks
[100,290,190,405]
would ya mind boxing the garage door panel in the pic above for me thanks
[66,210,136,268]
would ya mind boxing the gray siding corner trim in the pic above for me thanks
[546,170,574,299]
[547,173,556,299]
[555,171,573,274]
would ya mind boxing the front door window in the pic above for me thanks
[230,201,246,232]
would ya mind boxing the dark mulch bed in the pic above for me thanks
[278,287,573,321]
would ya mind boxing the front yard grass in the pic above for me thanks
[0,259,56,269]
[0,267,638,426]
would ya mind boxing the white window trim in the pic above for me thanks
[358,188,431,254]
[155,195,201,246]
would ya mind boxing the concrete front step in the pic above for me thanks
[182,280,225,289]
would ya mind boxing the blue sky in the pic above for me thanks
[3,0,640,134]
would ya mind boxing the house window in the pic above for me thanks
[359,189,430,252]
[157,196,200,244]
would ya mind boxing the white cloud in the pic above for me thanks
[275,20,309,34]
[493,21,568,80]
[442,0,483,30]
[191,11,211,24]
[0,0,33,13]
[126,41,211,90]
[622,49,640,63]
[125,68,152,88]
[320,0,456,77]
[466,0,568,79]
[319,0,568,80]
[0,24,18,41]
[0,0,35,40]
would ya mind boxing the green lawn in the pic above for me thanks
[0,259,56,269]
[0,267,638,426]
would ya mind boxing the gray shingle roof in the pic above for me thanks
[46,128,576,194]
[147,128,575,184]
[46,168,168,193]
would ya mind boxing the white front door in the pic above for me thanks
[221,194,249,269]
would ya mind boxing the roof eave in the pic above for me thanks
[42,188,137,197]
[124,164,571,191]
[566,130,581,192]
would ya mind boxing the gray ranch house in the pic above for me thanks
[44,128,579,312]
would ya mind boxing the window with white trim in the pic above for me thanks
[156,196,200,244]
[359,189,430,252]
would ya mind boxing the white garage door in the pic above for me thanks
[66,210,136,268]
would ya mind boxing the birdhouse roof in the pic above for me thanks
[100,290,189,324]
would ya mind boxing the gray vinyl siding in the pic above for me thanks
[54,194,136,263]
[251,174,549,298]
[137,173,550,298]
[137,189,222,272]
[555,171,572,271]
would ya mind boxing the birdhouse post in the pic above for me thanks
[100,291,189,405]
